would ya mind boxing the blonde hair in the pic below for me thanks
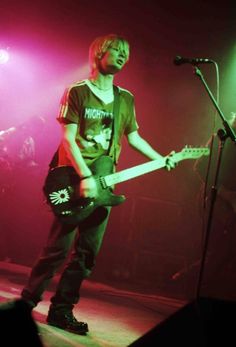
[89,34,130,72]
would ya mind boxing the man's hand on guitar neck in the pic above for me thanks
[165,151,177,171]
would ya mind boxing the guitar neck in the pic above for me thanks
[102,147,209,187]
[104,157,167,187]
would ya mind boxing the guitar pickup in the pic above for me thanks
[99,177,107,189]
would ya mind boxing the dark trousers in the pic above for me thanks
[21,207,110,310]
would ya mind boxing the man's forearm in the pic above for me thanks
[62,138,92,178]
[129,136,164,161]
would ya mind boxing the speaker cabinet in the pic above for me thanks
[129,297,236,346]
[0,299,43,346]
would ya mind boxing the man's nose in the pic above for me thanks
[118,50,126,58]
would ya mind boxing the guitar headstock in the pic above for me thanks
[180,145,210,159]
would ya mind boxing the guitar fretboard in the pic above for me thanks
[104,157,166,187]
[103,148,209,187]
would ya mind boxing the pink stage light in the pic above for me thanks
[0,49,10,64]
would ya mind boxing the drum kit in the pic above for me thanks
[0,130,15,193]
[0,116,46,195]
[0,125,36,194]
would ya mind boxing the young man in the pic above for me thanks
[21,34,176,335]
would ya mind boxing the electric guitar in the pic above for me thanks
[43,146,209,224]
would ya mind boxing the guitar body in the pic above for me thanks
[43,156,126,224]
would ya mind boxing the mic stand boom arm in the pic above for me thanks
[193,65,236,300]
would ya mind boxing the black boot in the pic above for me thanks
[46,306,88,335]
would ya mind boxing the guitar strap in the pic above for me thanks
[107,85,120,165]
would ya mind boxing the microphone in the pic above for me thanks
[174,55,214,66]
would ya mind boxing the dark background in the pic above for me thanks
[0,0,235,300]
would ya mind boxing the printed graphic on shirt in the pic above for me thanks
[82,107,113,151]
[84,107,113,120]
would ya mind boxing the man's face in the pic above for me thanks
[99,41,129,75]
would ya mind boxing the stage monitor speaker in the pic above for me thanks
[0,299,44,346]
[128,297,236,346]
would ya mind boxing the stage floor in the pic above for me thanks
[0,261,185,346]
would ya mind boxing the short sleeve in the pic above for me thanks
[57,86,80,124]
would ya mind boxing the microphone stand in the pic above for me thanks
[193,65,236,300]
